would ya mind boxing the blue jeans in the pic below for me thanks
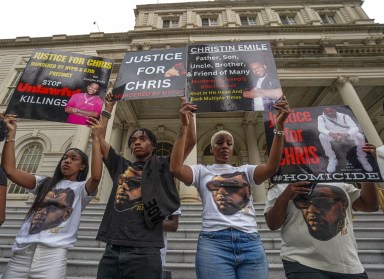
[195,228,268,279]
[282,260,368,279]
[97,244,161,279]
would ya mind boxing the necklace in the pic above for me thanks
[84,94,95,104]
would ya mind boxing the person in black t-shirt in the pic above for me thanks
[96,94,197,279]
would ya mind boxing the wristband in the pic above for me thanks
[5,138,15,142]
[101,110,112,119]
[273,128,285,136]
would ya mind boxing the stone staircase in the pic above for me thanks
[0,202,383,278]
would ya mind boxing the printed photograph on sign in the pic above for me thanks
[5,49,113,125]
[263,105,383,183]
[112,47,187,100]
[187,41,282,113]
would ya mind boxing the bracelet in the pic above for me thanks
[101,110,111,119]
[273,128,285,136]
[5,138,15,142]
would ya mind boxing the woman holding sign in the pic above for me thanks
[170,96,290,279]
[0,114,103,278]
[263,144,379,279]
[65,82,104,125]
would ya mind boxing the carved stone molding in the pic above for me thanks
[274,38,285,47]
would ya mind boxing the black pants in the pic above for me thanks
[282,260,368,279]
[97,244,161,279]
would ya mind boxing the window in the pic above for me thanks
[240,16,257,26]
[163,19,179,28]
[1,70,23,105]
[280,15,297,25]
[156,142,173,156]
[202,18,218,26]
[7,143,43,194]
[320,14,336,24]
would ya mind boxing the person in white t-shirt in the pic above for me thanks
[264,145,379,279]
[0,114,103,278]
[161,208,181,279]
[170,96,290,279]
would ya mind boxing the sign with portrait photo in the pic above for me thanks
[5,48,114,126]
[263,105,383,183]
[187,41,282,113]
[112,47,187,100]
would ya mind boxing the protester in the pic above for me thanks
[0,117,8,226]
[95,95,196,279]
[0,166,7,226]
[170,96,290,279]
[318,107,372,173]
[65,82,104,125]
[264,144,379,279]
[0,113,102,278]
[161,208,181,279]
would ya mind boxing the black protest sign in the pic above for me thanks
[187,41,282,113]
[5,49,113,125]
[112,47,187,100]
[264,105,383,183]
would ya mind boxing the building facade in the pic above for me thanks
[0,0,383,206]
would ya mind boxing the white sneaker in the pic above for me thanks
[327,159,338,173]
[358,157,373,172]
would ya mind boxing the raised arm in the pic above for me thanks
[352,143,379,212]
[1,114,36,189]
[98,92,116,160]
[170,101,196,185]
[181,98,197,161]
[253,96,290,184]
[264,181,310,230]
[84,117,103,195]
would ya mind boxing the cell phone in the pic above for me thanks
[302,183,317,199]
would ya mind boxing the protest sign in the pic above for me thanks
[5,49,113,125]
[187,41,282,113]
[112,47,187,100]
[263,105,383,183]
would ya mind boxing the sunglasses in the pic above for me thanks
[294,197,347,210]
[118,175,141,189]
[207,179,248,192]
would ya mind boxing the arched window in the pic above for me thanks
[7,143,43,194]
[156,142,173,156]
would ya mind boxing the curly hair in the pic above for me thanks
[128,128,158,154]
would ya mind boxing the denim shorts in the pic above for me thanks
[195,228,268,279]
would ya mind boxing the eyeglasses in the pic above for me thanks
[118,175,141,189]
[207,179,248,192]
[294,197,347,210]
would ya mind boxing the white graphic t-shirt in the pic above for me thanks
[13,176,94,252]
[264,182,364,274]
[189,164,258,233]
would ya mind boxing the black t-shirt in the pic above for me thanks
[0,166,7,186]
[96,147,163,248]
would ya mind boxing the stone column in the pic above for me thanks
[334,76,383,146]
[70,125,90,151]
[244,121,266,202]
